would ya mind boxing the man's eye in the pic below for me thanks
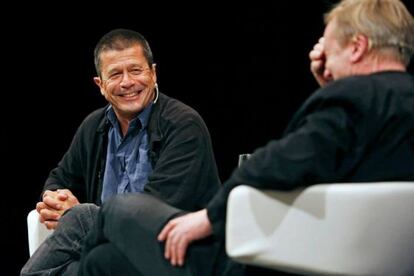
[109,73,121,80]
[130,69,143,75]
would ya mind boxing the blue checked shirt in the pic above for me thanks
[101,104,153,202]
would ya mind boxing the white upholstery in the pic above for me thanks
[27,209,54,256]
[226,182,414,275]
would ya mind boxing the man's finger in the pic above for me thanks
[309,49,321,60]
[176,237,189,266]
[36,201,46,213]
[44,220,58,230]
[158,220,175,241]
[310,59,322,70]
[39,208,61,221]
[57,193,69,201]
[164,230,172,259]
[167,229,183,266]
[43,196,62,210]
[169,232,179,266]
[43,190,58,199]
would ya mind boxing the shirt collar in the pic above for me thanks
[105,103,153,131]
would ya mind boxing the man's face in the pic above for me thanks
[95,44,157,121]
[323,20,354,81]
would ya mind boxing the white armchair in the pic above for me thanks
[27,209,54,256]
[226,182,414,275]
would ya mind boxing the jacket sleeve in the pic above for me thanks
[207,104,356,238]
[144,113,221,212]
[43,122,87,202]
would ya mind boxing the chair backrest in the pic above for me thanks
[226,182,414,275]
[27,209,54,256]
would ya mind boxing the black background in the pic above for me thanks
[2,1,413,274]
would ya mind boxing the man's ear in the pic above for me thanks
[93,77,105,96]
[350,34,369,63]
[151,63,157,83]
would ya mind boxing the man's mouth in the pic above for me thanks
[119,89,142,98]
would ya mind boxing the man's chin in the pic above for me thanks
[117,104,145,118]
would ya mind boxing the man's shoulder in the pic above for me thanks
[78,106,107,130]
[157,93,204,124]
[158,93,199,114]
[320,71,413,98]
[304,71,414,116]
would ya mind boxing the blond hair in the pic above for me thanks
[325,0,414,65]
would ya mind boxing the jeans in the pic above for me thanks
[20,204,99,276]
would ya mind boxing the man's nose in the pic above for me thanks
[119,72,135,86]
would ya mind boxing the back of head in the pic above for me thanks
[94,29,154,77]
[325,0,414,66]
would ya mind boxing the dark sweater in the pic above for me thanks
[44,93,221,211]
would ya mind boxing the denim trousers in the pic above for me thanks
[20,203,99,276]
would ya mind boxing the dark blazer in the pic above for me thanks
[207,71,414,238]
[44,92,221,211]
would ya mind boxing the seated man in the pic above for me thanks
[21,29,223,275]
[78,0,414,275]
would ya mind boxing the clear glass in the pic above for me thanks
[238,153,251,167]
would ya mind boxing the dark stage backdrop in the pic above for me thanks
[2,1,413,274]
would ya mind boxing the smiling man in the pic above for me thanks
[21,29,222,275]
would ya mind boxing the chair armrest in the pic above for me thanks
[226,183,414,275]
[27,209,54,256]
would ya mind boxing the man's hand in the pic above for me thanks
[158,209,212,267]
[309,37,333,86]
[36,189,80,229]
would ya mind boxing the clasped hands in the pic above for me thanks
[36,189,80,229]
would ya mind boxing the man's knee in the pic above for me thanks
[64,203,99,218]
[57,203,100,234]
[100,194,183,246]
